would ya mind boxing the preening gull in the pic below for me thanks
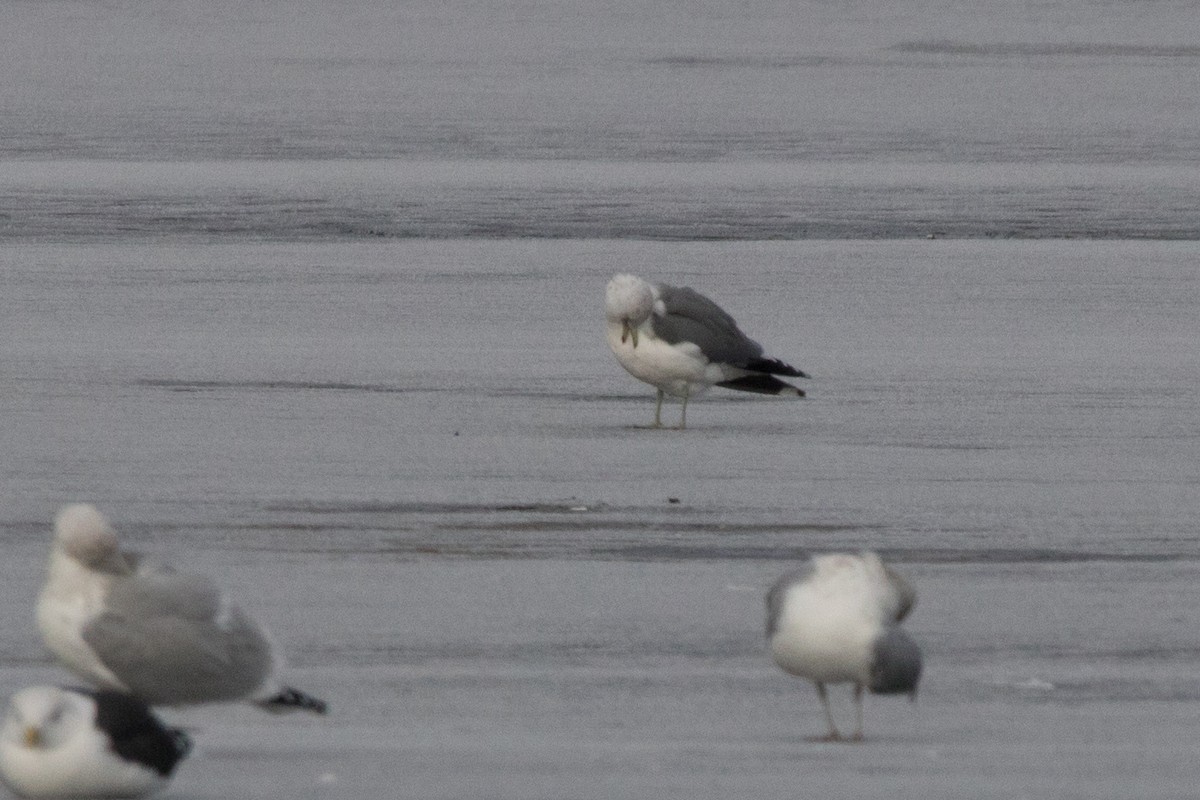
[0,685,190,798]
[766,551,922,742]
[37,504,327,714]
[604,273,808,428]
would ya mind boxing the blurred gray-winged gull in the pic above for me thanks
[604,273,808,429]
[0,685,191,799]
[36,503,327,714]
[766,551,921,742]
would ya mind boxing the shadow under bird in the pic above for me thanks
[0,685,190,799]
[604,273,808,429]
[766,551,922,742]
[37,504,327,714]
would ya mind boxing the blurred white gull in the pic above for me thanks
[0,685,190,798]
[604,273,808,429]
[37,504,327,714]
[766,551,922,742]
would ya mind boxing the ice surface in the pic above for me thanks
[3,0,1200,796]
[3,0,1200,239]
[4,158,1200,240]
[2,239,1199,799]
[3,0,1199,164]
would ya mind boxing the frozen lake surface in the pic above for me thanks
[2,239,1198,799]
[3,0,1200,240]
[2,0,1200,798]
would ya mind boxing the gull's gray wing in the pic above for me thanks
[651,285,765,366]
[116,560,224,620]
[882,564,917,622]
[82,570,274,705]
[765,564,813,638]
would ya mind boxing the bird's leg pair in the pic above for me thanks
[652,387,689,430]
[809,682,865,743]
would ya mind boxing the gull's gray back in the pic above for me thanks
[765,564,814,638]
[82,569,275,704]
[110,560,223,620]
[883,564,917,622]
[652,285,764,366]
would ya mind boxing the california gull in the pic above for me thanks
[604,273,808,428]
[37,504,327,714]
[0,685,190,798]
[766,551,922,742]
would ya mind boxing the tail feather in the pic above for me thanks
[257,687,328,715]
[717,375,806,396]
[744,357,809,379]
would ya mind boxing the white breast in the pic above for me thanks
[770,588,878,683]
[35,554,126,691]
[605,321,712,398]
[768,554,893,684]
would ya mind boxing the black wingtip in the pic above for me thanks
[169,728,194,762]
[259,687,328,715]
[744,357,809,379]
[717,375,805,396]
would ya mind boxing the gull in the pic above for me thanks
[37,504,327,714]
[604,273,808,429]
[0,685,190,798]
[766,551,922,742]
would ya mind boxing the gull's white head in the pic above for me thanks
[53,504,124,572]
[1,687,89,754]
[605,274,655,348]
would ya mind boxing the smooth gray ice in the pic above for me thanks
[2,0,1200,239]
[2,0,1200,797]
[3,238,1198,799]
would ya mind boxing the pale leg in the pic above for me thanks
[813,682,842,741]
[653,389,665,427]
[849,683,864,742]
[678,385,690,430]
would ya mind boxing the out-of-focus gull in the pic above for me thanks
[37,504,327,714]
[604,273,808,429]
[0,685,190,798]
[766,551,921,742]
